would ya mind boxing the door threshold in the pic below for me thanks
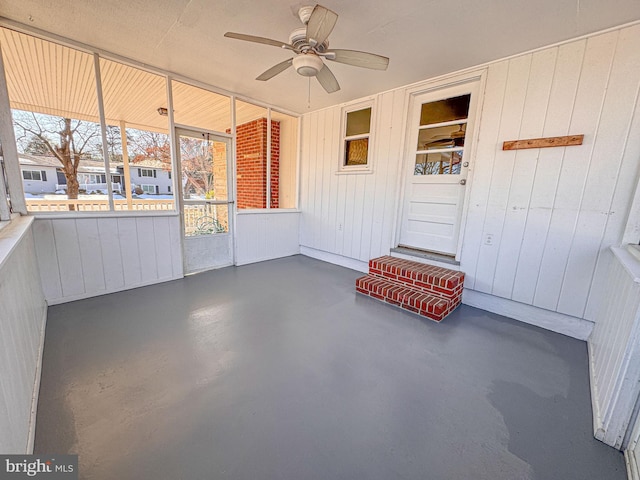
[391,246,460,266]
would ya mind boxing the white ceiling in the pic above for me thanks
[2,0,640,114]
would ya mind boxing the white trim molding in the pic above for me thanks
[300,246,369,273]
[462,288,594,340]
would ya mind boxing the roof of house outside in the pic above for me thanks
[18,154,123,174]
[131,158,171,170]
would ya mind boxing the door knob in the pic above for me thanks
[460,179,467,185]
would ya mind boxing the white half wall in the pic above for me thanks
[34,214,183,305]
[589,246,640,449]
[0,216,47,453]
[299,23,640,333]
[235,210,300,265]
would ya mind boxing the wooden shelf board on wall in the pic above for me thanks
[503,134,584,150]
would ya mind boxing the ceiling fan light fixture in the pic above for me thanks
[293,54,323,77]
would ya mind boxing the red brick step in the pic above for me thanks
[356,274,452,322]
[369,255,464,300]
[356,255,465,322]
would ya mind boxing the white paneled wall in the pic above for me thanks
[300,89,405,263]
[34,214,183,305]
[299,23,640,325]
[589,247,640,449]
[236,211,300,265]
[0,217,47,453]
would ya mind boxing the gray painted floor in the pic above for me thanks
[35,255,626,480]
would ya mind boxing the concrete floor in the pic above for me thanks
[35,255,626,480]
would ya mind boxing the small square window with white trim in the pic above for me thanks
[340,104,373,172]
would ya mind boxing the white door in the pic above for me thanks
[399,81,479,256]
[177,128,234,274]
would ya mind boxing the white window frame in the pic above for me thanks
[141,184,156,194]
[22,169,43,181]
[140,168,155,178]
[338,99,375,174]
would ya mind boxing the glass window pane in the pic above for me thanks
[346,108,371,136]
[236,101,268,209]
[180,134,228,201]
[1,28,108,212]
[172,80,231,133]
[184,203,229,236]
[414,151,463,175]
[345,138,369,166]
[270,111,298,209]
[417,123,466,150]
[419,94,470,126]
[100,58,173,211]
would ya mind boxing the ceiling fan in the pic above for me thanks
[224,4,389,94]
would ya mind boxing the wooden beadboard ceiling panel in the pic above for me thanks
[0,27,239,134]
[171,80,231,133]
[2,0,640,113]
[100,58,169,132]
[0,27,99,122]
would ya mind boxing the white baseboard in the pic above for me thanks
[236,251,300,267]
[626,447,640,480]
[588,340,606,442]
[300,246,368,273]
[462,288,594,341]
[26,306,47,454]
[46,274,183,306]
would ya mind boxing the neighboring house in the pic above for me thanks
[19,154,176,196]
[18,154,59,194]
[128,159,172,195]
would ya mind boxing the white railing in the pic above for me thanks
[183,202,229,236]
[26,198,174,212]
[55,182,122,194]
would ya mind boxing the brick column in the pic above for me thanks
[235,118,280,209]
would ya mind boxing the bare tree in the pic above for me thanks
[129,130,171,168]
[180,137,214,197]
[14,111,101,210]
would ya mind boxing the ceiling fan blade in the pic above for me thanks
[325,49,389,70]
[306,5,338,46]
[256,58,293,81]
[316,64,340,93]
[224,32,294,50]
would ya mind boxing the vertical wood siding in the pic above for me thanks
[236,211,300,265]
[589,247,640,449]
[34,215,183,305]
[299,24,640,322]
[0,219,47,453]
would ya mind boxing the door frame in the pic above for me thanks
[393,69,487,261]
[174,125,235,274]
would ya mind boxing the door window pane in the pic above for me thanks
[180,134,227,201]
[417,123,466,150]
[183,203,229,236]
[419,94,470,126]
[415,151,463,175]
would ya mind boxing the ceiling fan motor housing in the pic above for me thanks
[293,54,323,76]
[298,5,315,24]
